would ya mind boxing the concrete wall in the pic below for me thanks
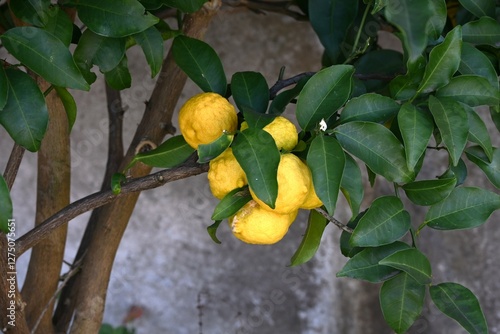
[1,9,499,334]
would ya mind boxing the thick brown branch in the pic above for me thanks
[2,144,25,190]
[103,83,125,185]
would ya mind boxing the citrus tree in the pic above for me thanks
[0,0,499,333]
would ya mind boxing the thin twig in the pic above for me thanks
[16,156,209,256]
[223,0,307,21]
[314,207,353,233]
[2,144,25,190]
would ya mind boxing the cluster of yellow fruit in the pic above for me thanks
[179,92,322,245]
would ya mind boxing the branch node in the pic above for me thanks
[134,140,157,155]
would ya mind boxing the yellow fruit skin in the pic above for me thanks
[240,116,298,151]
[300,163,323,209]
[230,200,298,244]
[250,153,310,214]
[178,92,237,149]
[207,148,247,199]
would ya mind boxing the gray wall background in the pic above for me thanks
[1,10,499,334]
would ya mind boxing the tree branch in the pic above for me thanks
[103,83,125,185]
[222,0,307,21]
[2,144,25,190]
[314,207,353,233]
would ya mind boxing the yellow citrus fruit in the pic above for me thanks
[250,153,310,214]
[178,92,238,149]
[240,116,298,151]
[230,200,298,244]
[207,148,247,199]
[300,163,323,209]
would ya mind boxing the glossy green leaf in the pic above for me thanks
[439,158,468,187]
[104,56,131,90]
[207,220,223,244]
[308,0,358,63]
[398,103,434,172]
[340,93,399,124]
[437,75,500,107]
[1,27,89,90]
[350,196,411,247]
[42,6,73,46]
[465,146,500,188]
[197,133,233,164]
[459,43,499,90]
[307,135,345,215]
[353,50,404,93]
[462,16,500,47]
[466,108,493,161]
[54,87,77,132]
[458,0,495,18]
[296,65,354,130]
[231,72,269,114]
[128,135,195,169]
[111,173,127,195]
[74,29,126,84]
[384,0,434,62]
[211,187,251,221]
[162,0,207,12]
[340,153,364,218]
[425,186,500,230]
[417,26,462,94]
[390,56,426,101]
[335,122,415,183]
[430,283,488,334]
[402,178,456,206]
[337,241,410,282]
[427,0,447,41]
[241,108,275,129]
[232,128,280,209]
[0,69,48,152]
[172,35,227,95]
[0,66,8,110]
[380,273,426,334]
[133,26,164,78]
[9,0,49,26]
[289,209,328,267]
[339,211,364,258]
[379,248,432,285]
[0,176,12,234]
[75,0,159,37]
[491,108,500,132]
[269,76,311,114]
[428,96,469,166]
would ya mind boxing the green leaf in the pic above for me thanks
[428,96,469,166]
[128,135,195,169]
[0,69,48,152]
[430,283,489,334]
[379,248,432,285]
[241,108,275,129]
[74,29,126,83]
[340,93,399,124]
[308,0,358,63]
[75,0,159,37]
[339,211,364,257]
[398,103,434,172]
[459,43,499,90]
[436,75,500,107]
[424,186,500,230]
[232,128,280,209]
[491,108,500,133]
[462,16,500,47]
[337,241,410,282]
[0,66,8,110]
[9,0,50,26]
[111,173,127,195]
[133,26,164,78]
[465,146,500,188]
[43,6,73,46]
[211,187,251,221]
[417,26,462,94]
[197,133,233,163]
[1,27,89,90]
[350,196,411,247]
[439,158,468,186]
[162,0,207,13]
[104,56,131,90]
[402,178,457,206]
[335,122,415,183]
[390,56,426,101]
[380,273,426,334]
[354,50,404,93]
[458,0,495,18]
[466,108,493,161]
[340,153,364,218]
[54,87,77,132]
[269,76,311,114]
[307,135,345,215]
[289,209,328,266]
[384,0,434,62]
[231,72,269,113]
[0,176,12,234]
[207,220,223,244]
[296,65,354,130]
[427,0,447,41]
[172,35,226,95]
